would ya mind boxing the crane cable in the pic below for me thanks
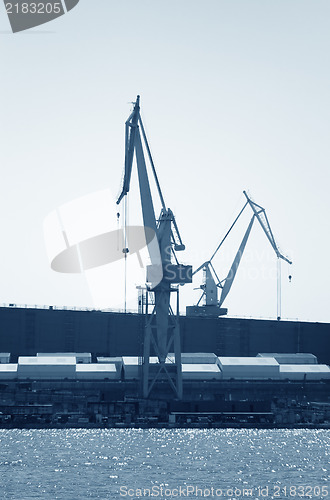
[277,257,281,321]
[121,194,129,313]
[209,201,248,263]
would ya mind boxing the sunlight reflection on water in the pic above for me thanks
[0,429,329,499]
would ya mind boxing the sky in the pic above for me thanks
[0,0,329,323]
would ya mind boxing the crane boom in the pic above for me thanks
[117,97,140,205]
[219,215,255,307]
[243,191,292,265]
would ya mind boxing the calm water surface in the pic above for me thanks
[0,429,329,499]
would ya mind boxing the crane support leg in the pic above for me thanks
[142,300,182,399]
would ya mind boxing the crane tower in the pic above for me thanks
[117,96,192,399]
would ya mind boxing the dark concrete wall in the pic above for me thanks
[0,306,329,364]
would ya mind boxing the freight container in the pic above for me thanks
[76,363,118,380]
[18,356,76,379]
[257,353,318,364]
[0,363,17,379]
[0,353,10,364]
[97,356,123,364]
[37,352,92,363]
[182,363,222,380]
[279,364,330,380]
[218,356,280,379]
[97,356,123,375]
[167,353,218,364]
[122,356,141,379]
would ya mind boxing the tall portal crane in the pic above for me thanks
[187,191,292,319]
[117,96,192,399]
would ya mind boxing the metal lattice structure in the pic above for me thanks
[117,96,191,399]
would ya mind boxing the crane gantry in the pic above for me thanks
[188,191,292,319]
[117,96,192,399]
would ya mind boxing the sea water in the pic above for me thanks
[0,429,329,499]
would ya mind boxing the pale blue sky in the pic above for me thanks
[0,1,329,322]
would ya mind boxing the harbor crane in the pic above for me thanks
[117,96,192,399]
[188,191,292,319]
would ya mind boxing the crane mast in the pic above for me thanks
[117,96,192,399]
